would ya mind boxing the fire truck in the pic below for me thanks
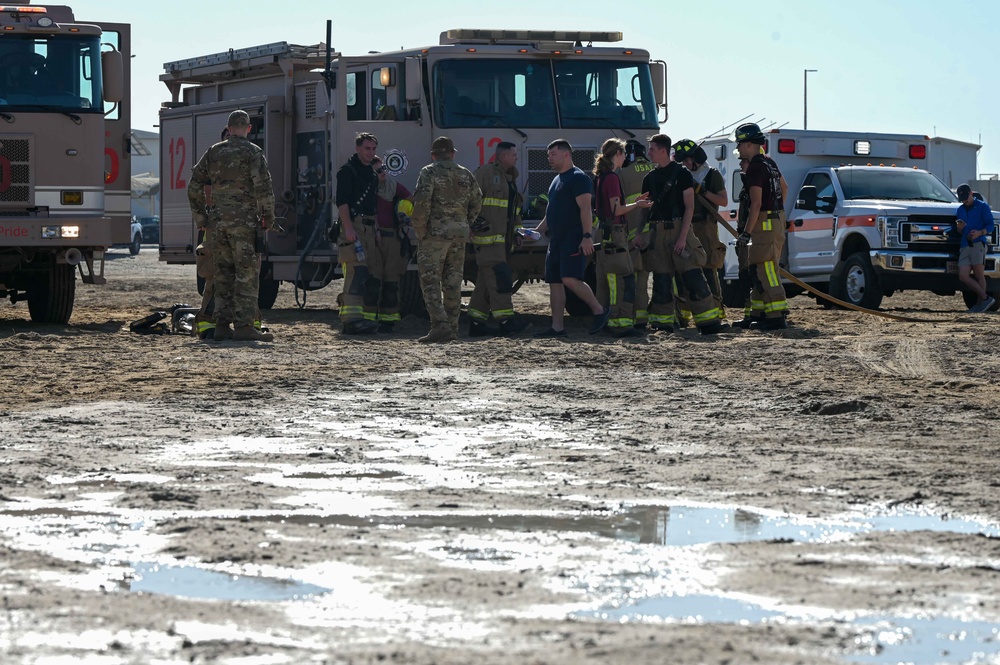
[157,29,666,313]
[704,129,999,310]
[0,1,130,323]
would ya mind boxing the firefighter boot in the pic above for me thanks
[233,324,274,342]
[213,321,234,341]
[499,317,530,336]
[469,319,495,338]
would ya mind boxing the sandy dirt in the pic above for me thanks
[0,246,998,665]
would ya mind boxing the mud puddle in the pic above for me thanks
[129,561,330,601]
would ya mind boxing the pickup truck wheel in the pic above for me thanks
[399,268,427,318]
[27,262,76,324]
[830,252,883,310]
[961,290,1000,312]
[196,274,206,296]
[129,233,142,255]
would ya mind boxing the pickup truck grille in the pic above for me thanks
[900,215,962,250]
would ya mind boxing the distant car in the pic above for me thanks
[135,216,160,245]
[114,218,143,255]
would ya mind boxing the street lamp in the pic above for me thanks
[804,69,818,130]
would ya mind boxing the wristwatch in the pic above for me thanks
[582,233,592,239]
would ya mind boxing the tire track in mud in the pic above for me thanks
[851,331,938,380]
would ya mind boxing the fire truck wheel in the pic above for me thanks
[196,274,205,296]
[830,252,883,310]
[258,263,280,310]
[962,290,1000,312]
[399,269,427,318]
[27,262,76,325]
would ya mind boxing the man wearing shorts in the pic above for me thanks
[533,139,611,337]
[955,183,996,312]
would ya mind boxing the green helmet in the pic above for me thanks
[671,138,698,162]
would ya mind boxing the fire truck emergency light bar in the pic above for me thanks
[443,29,623,45]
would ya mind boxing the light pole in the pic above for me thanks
[804,69,818,130]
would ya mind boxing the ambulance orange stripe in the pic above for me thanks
[787,217,834,233]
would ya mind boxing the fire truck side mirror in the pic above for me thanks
[649,60,666,109]
[102,50,123,103]
[405,57,422,102]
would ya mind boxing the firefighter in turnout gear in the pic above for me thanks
[592,138,652,337]
[469,142,530,336]
[619,139,655,328]
[640,134,726,335]
[733,157,756,327]
[335,132,381,335]
[733,123,789,330]
[673,139,729,313]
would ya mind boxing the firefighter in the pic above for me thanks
[469,142,530,336]
[733,123,789,330]
[335,132,381,335]
[733,157,757,327]
[368,155,413,332]
[592,138,652,337]
[640,134,725,335]
[672,139,728,313]
[619,139,655,329]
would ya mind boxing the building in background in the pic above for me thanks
[927,136,980,188]
[130,129,160,219]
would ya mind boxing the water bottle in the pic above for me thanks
[354,239,366,262]
[517,228,541,241]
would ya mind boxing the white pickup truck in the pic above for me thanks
[704,129,999,310]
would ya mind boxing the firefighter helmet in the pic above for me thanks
[733,123,766,144]
[671,139,698,162]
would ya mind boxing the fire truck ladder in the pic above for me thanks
[161,42,330,84]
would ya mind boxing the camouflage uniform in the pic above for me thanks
[193,238,264,338]
[411,158,483,333]
[469,161,522,325]
[188,135,275,329]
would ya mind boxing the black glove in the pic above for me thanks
[736,232,751,249]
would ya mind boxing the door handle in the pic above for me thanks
[729,210,737,219]
[794,220,803,227]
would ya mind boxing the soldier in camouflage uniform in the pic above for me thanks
[188,109,277,342]
[410,136,483,344]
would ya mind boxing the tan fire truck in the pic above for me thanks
[0,1,129,323]
[158,29,666,313]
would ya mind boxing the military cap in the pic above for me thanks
[431,136,455,155]
[228,110,251,127]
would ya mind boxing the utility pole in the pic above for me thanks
[804,69,817,130]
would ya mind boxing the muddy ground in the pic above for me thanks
[0,246,998,665]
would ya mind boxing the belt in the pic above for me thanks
[650,220,675,229]
[378,229,397,237]
[763,211,782,220]
[355,215,376,225]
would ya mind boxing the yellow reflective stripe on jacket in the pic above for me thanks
[482,197,508,208]
[472,234,506,245]
[761,219,773,231]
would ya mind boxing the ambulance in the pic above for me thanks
[704,129,999,310]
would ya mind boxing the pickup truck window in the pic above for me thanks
[835,168,957,203]
[804,172,835,200]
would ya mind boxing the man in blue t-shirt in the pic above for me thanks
[533,139,611,337]
[955,183,996,312]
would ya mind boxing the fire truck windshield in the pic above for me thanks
[554,60,658,130]
[0,36,104,112]
[433,57,658,130]
[837,167,958,204]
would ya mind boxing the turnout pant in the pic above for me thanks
[468,241,515,324]
[735,217,754,318]
[338,216,377,324]
[210,224,260,328]
[748,211,789,320]
[595,224,636,330]
[367,226,410,324]
[634,249,650,326]
[643,220,723,331]
[416,235,466,332]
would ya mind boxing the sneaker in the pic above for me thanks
[589,307,612,335]
[976,296,996,313]
[533,327,568,338]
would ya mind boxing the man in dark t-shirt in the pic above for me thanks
[639,134,724,335]
[533,139,611,338]
[335,132,380,335]
[734,122,789,329]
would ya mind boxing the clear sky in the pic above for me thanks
[68,0,1000,177]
